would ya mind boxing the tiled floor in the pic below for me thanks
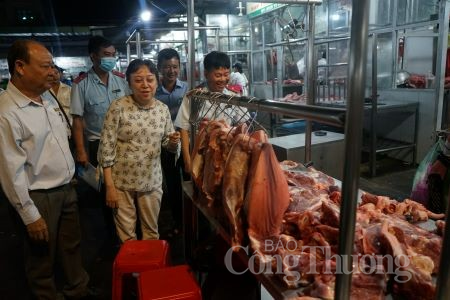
[0,157,417,299]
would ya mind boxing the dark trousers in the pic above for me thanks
[27,184,89,299]
[161,149,183,230]
[0,187,32,299]
[88,140,100,167]
[86,140,116,243]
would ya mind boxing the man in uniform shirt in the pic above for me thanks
[0,40,90,299]
[70,35,129,249]
[156,48,188,235]
[70,35,129,167]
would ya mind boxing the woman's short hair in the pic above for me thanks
[125,59,159,83]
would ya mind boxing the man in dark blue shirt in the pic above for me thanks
[156,48,188,235]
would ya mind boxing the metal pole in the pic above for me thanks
[125,29,137,44]
[187,0,195,90]
[305,4,316,163]
[435,3,450,298]
[435,0,450,130]
[136,29,142,59]
[335,0,369,299]
[370,34,378,177]
[126,43,131,64]
[187,0,196,162]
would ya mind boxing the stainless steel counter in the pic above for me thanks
[317,100,419,176]
[269,131,345,179]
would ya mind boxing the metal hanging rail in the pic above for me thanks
[188,90,346,128]
[127,40,188,44]
[241,0,322,3]
[125,26,221,45]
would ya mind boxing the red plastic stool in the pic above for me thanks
[138,265,202,299]
[112,240,171,300]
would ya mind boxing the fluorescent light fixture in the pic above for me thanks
[331,14,340,21]
[140,10,151,22]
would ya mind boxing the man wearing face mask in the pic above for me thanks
[70,35,129,168]
[70,36,129,250]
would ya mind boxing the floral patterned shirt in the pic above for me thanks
[99,95,177,192]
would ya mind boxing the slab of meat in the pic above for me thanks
[191,120,225,191]
[320,200,340,228]
[269,163,444,299]
[246,143,290,247]
[361,193,445,222]
[286,186,326,214]
[222,133,252,248]
[435,220,445,236]
[282,164,335,192]
[350,265,387,300]
[379,221,436,300]
[385,216,442,274]
[202,123,231,206]
[190,125,208,188]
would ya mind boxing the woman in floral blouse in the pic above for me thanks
[99,59,180,242]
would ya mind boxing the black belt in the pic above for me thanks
[30,183,71,193]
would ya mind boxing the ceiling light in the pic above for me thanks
[331,14,340,21]
[140,10,151,22]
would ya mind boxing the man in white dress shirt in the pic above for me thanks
[0,40,90,299]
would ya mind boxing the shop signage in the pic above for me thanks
[246,3,286,18]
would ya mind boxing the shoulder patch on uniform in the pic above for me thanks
[73,72,88,84]
[112,70,125,78]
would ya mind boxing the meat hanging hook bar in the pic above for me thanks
[187,90,346,128]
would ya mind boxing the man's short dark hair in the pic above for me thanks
[125,59,159,83]
[88,35,113,55]
[7,39,43,75]
[203,51,230,72]
[157,48,181,69]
